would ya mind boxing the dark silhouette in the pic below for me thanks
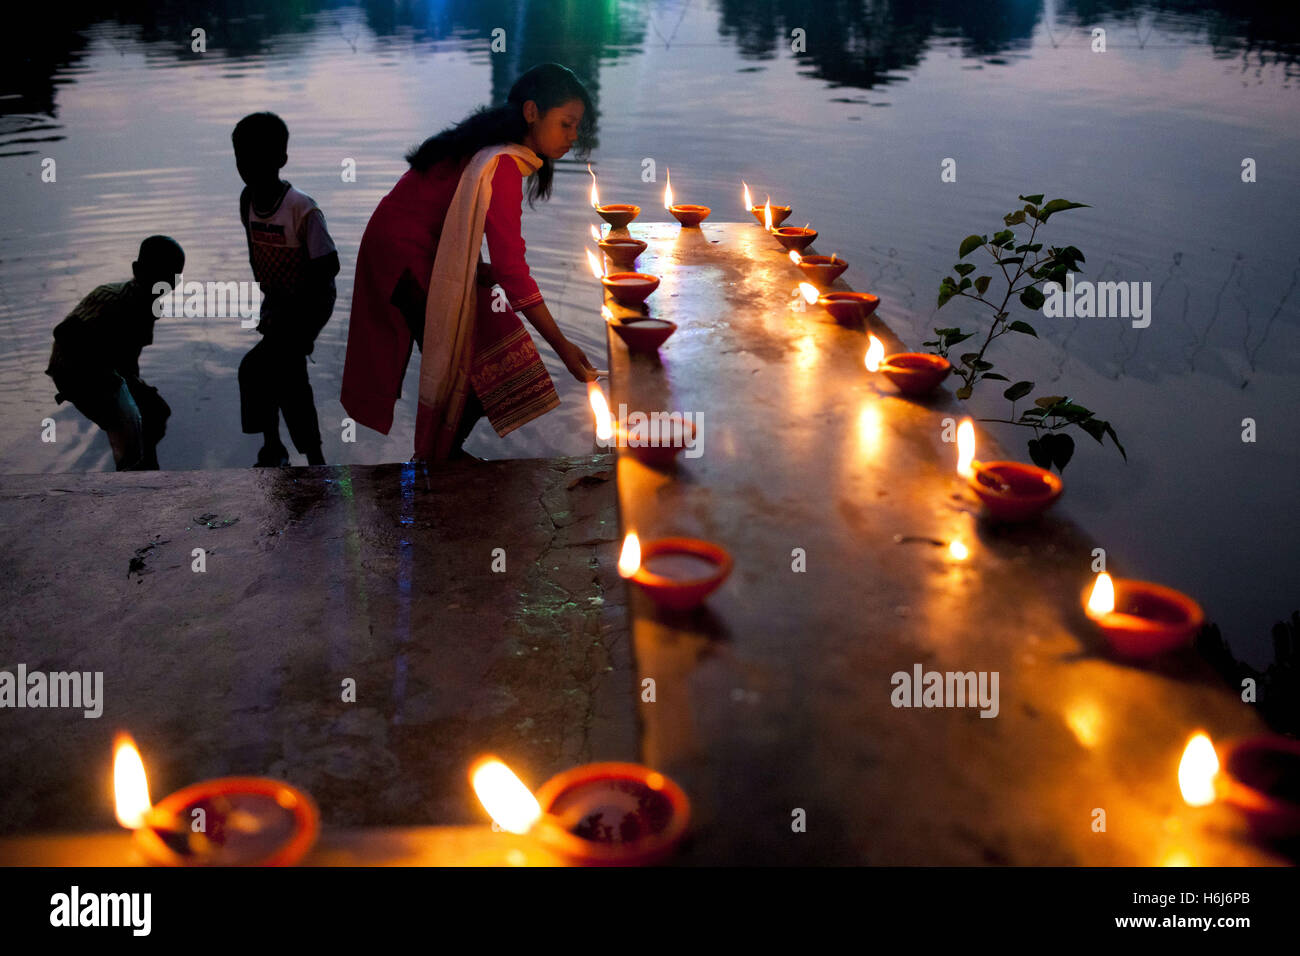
[232,111,339,467]
[44,235,183,470]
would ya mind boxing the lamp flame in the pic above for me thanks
[956,418,976,478]
[949,540,969,561]
[1178,732,1220,807]
[864,334,885,372]
[601,305,614,322]
[763,198,773,232]
[585,248,605,280]
[1086,572,1116,619]
[587,381,613,441]
[588,163,599,208]
[788,250,802,265]
[798,282,820,305]
[590,224,602,243]
[664,167,673,210]
[743,181,753,211]
[470,756,542,834]
[618,532,641,578]
[113,733,152,829]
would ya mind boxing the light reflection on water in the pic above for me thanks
[0,0,1296,658]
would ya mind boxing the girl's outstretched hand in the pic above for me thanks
[560,342,599,383]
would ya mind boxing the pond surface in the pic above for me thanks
[1,0,1296,662]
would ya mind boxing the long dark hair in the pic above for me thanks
[405,63,596,206]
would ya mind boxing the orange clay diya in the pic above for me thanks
[742,183,791,229]
[595,204,640,230]
[864,334,952,396]
[601,272,660,306]
[471,756,690,867]
[1220,736,1300,842]
[1083,572,1205,658]
[956,419,1063,522]
[618,532,732,611]
[614,416,696,468]
[114,734,318,867]
[809,288,879,324]
[598,237,647,269]
[791,252,849,287]
[664,168,709,227]
[771,226,817,253]
[610,317,676,355]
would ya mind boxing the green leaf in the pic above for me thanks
[1027,437,1052,470]
[937,287,956,309]
[973,275,991,295]
[1019,287,1046,310]
[1003,380,1034,401]
[1034,395,1066,408]
[1079,418,1107,444]
[1018,194,1045,205]
[1023,204,1039,220]
[1007,320,1038,337]
[1046,432,1075,472]
[1038,199,1090,222]
[972,360,994,371]
[955,385,972,400]
[959,352,980,368]
[958,235,984,258]
[981,372,1010,381]
[1020,407,1047,419]
[1003,210,1026,227]
[944,331,974,346]
[958,277,972,291]
[1056,402,1093,421]
[954,263,976,276]
[935,327,960,337]
[1103,421,1128,461]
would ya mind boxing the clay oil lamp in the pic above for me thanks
[1084,571,1205,659]
[472,756,690,866]
[1218,735,1300,841]
[613,415,696,468]
[744,183,791,229]
[956,418,1063,522]
[588,164,639,230]
[587,248,659,307]
[799,283,879,324]
[790,249,848,288]
[610,317,677,355]
[864,333,952,397]
[664,167,710,227]
[1180,731,1300,843]
[771,223,818,254]
[593,225,648,270]
[113,733,318,866]
[618,531,732,612]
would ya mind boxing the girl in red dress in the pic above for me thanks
[341,63,599,462]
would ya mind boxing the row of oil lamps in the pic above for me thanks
[56,176,1295,871]
[579,171,1300,860]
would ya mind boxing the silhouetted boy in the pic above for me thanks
[45,235,184,470]
[233,111,339,467]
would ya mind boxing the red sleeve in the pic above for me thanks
[483,156,544,311]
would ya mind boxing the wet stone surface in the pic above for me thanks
[0,456,632,833]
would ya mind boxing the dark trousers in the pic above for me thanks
[65,375,169,471]
[238,337,322,453]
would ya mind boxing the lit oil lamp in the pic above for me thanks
[598,235,648,270]
[864,332,952,397]
[588,164,639,230]
[790,250,848,287]
[471,756,690,866]
[956,418,1063,521]
[1180,731,1300,843]
[618,531,732,611]
[114,733,318,867]
[613,416,696,468]
[744,184,791,229]
[771,223,817,253]
[664,167,710,227]
[587,247,660,306]
[1083,571,1205,659]
[610,317,676,355]
[800,283,879,324]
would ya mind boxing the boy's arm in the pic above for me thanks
[298,208,338,350]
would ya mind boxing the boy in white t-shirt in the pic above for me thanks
[232,111,339,467]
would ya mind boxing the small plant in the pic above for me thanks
[926,193,1126,473]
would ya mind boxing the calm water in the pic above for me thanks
[1,0,1297,662]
